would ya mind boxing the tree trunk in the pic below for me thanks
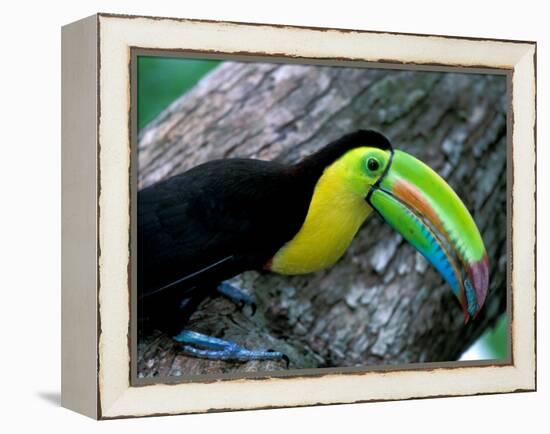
[137,62,507,378]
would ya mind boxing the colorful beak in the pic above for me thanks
[367,150,489,322]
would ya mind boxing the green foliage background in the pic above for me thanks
[137,55,508,361]
[138,56,221,130]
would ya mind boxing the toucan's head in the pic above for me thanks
[319,130,489,322]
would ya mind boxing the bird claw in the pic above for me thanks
[240,300,257,316]
[173,330,287,363]
[275,351,290,368]
[217,281,256,315]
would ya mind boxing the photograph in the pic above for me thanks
[134,55,508,381]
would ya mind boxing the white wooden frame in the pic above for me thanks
[61,13,536,419]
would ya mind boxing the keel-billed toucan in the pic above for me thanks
[138,130,489,362]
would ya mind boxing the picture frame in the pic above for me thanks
[61,13,536,419]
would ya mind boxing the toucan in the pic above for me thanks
[138,130,489,363]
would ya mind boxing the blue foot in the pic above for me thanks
[217,281,256,314]
[173,330,287,363]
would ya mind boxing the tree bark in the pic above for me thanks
[137,62,507,378]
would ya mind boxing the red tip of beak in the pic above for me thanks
[467,254,489,320]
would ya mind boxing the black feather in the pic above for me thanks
[138,129,391,334]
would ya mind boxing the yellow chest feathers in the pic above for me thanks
[270,157,372,275]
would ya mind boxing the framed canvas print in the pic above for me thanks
[61,13,536,419]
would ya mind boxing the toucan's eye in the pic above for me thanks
[367,158,380,172]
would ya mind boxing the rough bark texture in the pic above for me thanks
[137,62,507,378]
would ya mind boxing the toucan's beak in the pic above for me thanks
[367,150,489,322]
